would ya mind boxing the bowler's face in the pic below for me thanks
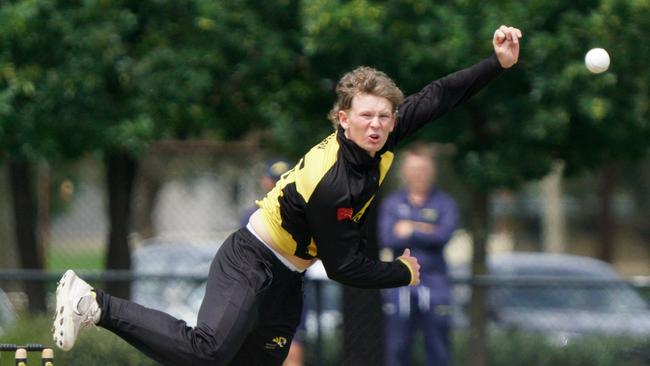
[338,94,396,157]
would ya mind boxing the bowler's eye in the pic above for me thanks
[379,113,391,121]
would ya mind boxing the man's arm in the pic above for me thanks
[410,195,459,247]
[307,190,419,288]
[393,25,522,141]
[393,54,503,141]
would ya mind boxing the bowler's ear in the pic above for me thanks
[338,110,349,130]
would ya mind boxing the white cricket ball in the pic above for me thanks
[585,48,610,73]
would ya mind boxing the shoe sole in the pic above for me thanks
[53,270,79,351]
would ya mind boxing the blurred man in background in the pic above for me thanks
[378,143,459,366]
[241,157,293,226]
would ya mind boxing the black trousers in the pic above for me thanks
[97,228,304,366]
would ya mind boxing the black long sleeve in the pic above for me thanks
[393,53,504,142]
[306,176,413,289]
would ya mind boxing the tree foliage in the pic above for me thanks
[283,0,650,190]
[0,0,648,184]
[0,0,305,160]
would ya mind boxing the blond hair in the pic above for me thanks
[328,66,404,129]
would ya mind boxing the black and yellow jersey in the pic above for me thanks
[257,54,503,288]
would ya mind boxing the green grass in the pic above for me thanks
[453,330,650,366]
[0,315,158,366]
[46,249,105,271]
[4,315,650,366]
[305,327,650,366]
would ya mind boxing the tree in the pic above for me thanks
[0,0,88,313]
[1,0,306,300]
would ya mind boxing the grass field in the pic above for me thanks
[0,315,157,366]
[1,313,649,366]
[46,248,105,271]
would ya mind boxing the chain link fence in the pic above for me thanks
[2,267,649,364]
[1,145,650,365]
[0,268,649,365]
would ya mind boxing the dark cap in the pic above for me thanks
[265,158,292,181]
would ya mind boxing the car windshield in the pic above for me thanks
[491,266,648,312]
[492,286,647,312]
[131,244,218,306]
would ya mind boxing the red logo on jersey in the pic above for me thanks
[337,207,353,221]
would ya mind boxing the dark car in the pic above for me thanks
[453,252,650,346]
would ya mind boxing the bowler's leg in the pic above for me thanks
[229,271,304,365]
[99,230,269,366]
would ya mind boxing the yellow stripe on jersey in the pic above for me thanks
[397,257,416,285]
[294,133,339,202]
[378,151,394,184]
[256,174,296,257]
[257,132,339,257]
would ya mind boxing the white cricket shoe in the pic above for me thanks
[52,270,101,351]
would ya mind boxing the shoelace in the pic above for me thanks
[75,296,100,329]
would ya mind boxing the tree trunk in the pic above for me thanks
[541,162,566,253]
[132,168,161,240]
[597,163,617,263]
[0,163,18,269]
[466,189,489,366]
[37,162,51,267]
[343,203,384,366]
[8,159,47,313]
[104,152,138,299]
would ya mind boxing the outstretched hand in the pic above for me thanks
[398,248,421,286]
[493,25,522,68]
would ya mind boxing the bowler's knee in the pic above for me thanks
[192,328,239,365]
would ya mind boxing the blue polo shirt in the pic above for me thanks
[378,188,459,276]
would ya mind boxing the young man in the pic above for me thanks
[379,144,459,366]
[53,25,522,365]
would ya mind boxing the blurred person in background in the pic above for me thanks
[241,157,293,227]
[378,143,459,366]
[53,25,521,366]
